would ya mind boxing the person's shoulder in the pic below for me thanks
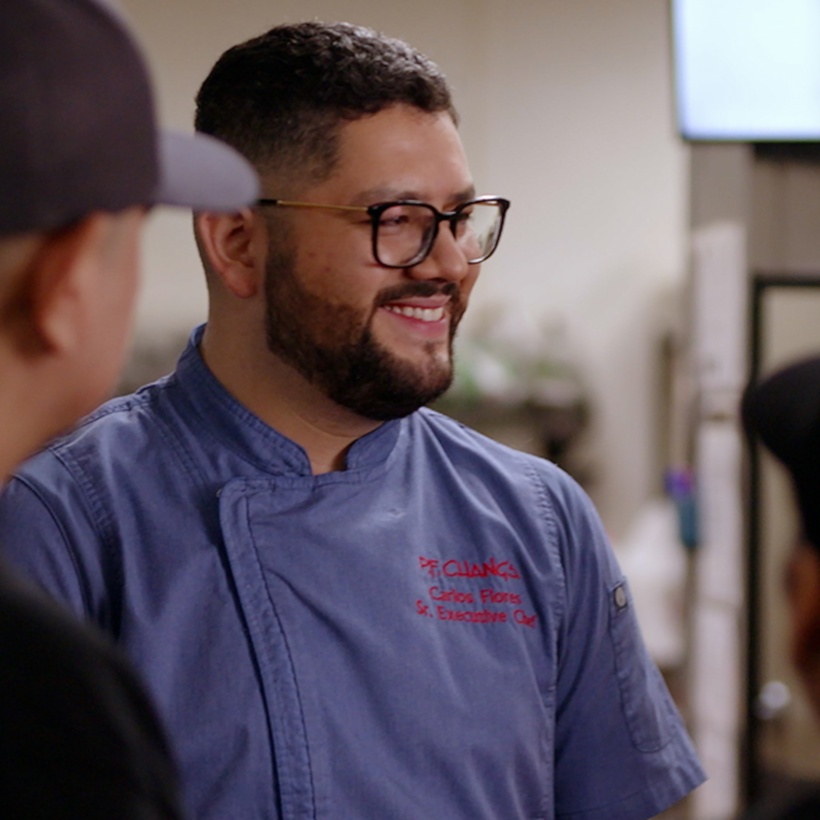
[413,406,574,482]
[411,408,602,533]
[69,375,171,438]
[21,377,172,473]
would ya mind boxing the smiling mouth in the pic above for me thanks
[384,305,446,323]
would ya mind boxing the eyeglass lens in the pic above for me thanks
[375,201,504,267]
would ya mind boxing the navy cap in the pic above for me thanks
[742,355,820,549]
[0,0,259,236]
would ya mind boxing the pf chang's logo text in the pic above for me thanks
[419,556,521,582]
[415,556,537,630]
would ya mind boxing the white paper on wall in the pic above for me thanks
[691,221,748,394]
[695,420,744,607]
[690,419,746,818]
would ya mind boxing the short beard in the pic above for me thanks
[263,241,463,421]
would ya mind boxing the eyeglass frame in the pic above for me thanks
[256,195,510,269]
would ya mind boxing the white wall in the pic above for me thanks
[120,0,688,537]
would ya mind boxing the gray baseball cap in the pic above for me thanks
[1,0,259,236]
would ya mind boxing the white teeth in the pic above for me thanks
[386,305,445,322]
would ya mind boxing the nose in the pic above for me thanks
[407,224,472,283]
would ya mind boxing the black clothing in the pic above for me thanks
[0,561,182,818]
[742,785,820,819]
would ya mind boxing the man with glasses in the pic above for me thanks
[0,21,705,819]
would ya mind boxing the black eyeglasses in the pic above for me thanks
[256,195,510,268]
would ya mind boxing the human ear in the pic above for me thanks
[195,209,263,299]
[0,233,44,350]
[24,215,110,355]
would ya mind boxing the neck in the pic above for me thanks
[200,324,382,475]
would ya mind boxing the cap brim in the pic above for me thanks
[153,130,259,212]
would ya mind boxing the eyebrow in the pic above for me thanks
[351,185,477,207]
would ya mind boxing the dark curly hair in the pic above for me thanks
[194,21,457,187]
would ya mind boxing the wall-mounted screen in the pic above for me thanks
[672,0,820,141]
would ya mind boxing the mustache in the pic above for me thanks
[375,281,459,307]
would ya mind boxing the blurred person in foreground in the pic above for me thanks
[0,0,257,816]
[0,19,705,819]
[742,355,820,819]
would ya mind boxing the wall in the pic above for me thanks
[120,0,688,537]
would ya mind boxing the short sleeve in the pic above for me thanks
[545,471,705,818]
[0,461,99,620]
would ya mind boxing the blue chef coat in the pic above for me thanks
[0,326,705,819]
